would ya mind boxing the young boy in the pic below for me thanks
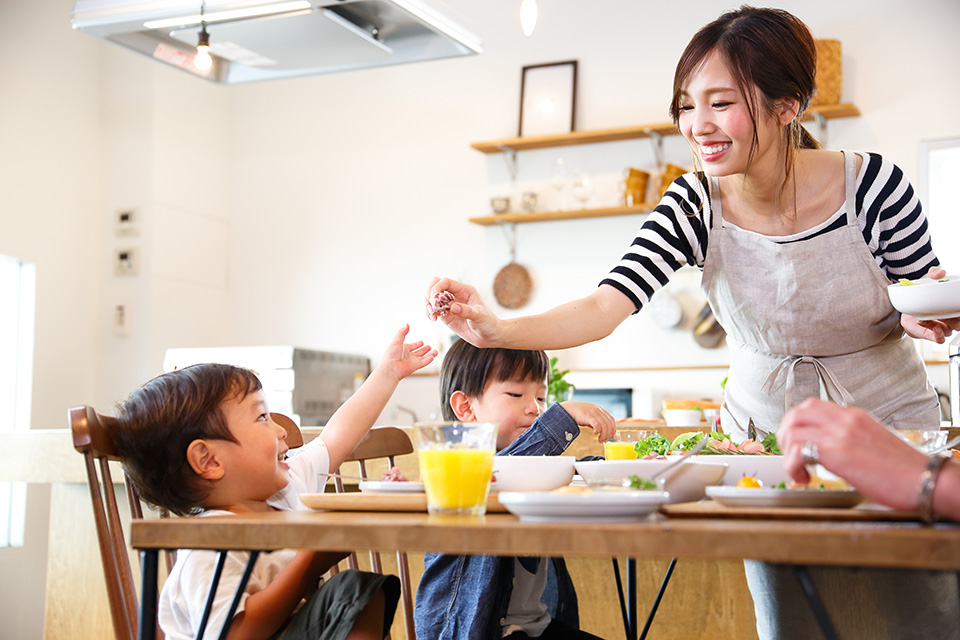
[414,339,616,640]
[113,325,436,640]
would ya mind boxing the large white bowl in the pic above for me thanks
[491,456,576,492]
[887,275,960,321]
[663,409,703,427]
[692,455,788,488]
[575,459,727,503]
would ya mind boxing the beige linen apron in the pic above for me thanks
[700,150,957,640]
[702,150,940,439]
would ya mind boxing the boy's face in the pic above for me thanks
[464,375,547,450]
[217,390,291,501]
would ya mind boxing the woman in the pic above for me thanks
[427,6,959,639]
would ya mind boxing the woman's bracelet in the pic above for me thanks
[918,454,948,524]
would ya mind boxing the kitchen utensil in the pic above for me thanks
[928,433,960,456]
[620,167,650,207]
[642,435,710,487]
[692,302,726,348]
[493,224,533,309]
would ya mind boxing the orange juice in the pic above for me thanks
[418,448,494,514]
[604,441,639,460]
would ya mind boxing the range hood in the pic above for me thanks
[71,0,482,84]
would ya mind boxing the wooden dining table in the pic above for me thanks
[131,504,960,640]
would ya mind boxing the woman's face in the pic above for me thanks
[677,50,782,177]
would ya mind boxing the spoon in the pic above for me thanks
[623,434,710,489]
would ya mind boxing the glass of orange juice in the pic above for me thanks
[415,422,498,516]
[603,429,653,460]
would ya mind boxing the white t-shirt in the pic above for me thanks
[158,435,331,640]
[501,557,551,637]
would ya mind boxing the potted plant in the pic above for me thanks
[547,357,575,405]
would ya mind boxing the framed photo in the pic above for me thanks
[518,60,577,137]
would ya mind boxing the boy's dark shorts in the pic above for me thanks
[272,570,400,640]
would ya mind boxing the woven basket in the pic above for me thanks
[493,262,533,309]
[812,39,842,106]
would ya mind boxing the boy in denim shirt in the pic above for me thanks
[414,339,615,639]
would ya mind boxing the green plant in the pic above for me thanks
[547,356,575,405]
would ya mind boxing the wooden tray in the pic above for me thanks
[662,500,920,522]
[300,492,508,513]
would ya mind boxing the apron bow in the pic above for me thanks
[761,355,855,414]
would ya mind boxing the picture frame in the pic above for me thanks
[518,60,577,138]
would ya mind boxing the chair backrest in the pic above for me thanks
[333,426,417,640]
[70,405,303,640]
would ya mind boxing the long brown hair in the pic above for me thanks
[669,6,821,209]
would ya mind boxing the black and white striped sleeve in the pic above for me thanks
[599,173,710,312]
[858,153,939,280]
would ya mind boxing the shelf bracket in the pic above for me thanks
[496,145,518,182]
[647,130,665,170]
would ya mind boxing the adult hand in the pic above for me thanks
[778,398,927,511]
[558,401,617,443]
[425,277,502,348]
[900,267,960,343]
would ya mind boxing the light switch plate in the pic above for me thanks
[114,247,139,276]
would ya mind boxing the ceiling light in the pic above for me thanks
[520,0,538,37]
[194,24,212,71]
[144,1,312,30]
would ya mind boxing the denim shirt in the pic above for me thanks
[414,403,583,640]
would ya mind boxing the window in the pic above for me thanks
[919,137,960,274]
[0,254,35,548]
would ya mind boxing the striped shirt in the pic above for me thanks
[601,152,940,312]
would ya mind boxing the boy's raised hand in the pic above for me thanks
[379,324,438,381]
[559,401,616,443]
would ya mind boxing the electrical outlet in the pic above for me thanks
[114,248,139,276]
[115,208,140,237]
[114,304,131,337]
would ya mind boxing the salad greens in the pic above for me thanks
[761,432,781,455]
[634,433,672,457]
[671,431,706,451]
[626,475,658,490]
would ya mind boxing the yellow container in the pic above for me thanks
[603,429,653,460]
[415,422,497,515]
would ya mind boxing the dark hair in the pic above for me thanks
[112,363,262,516]
[669,6,820,200]
[439,339,549,421]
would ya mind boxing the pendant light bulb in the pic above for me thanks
[195,24,212,71]
[520,0,537,36]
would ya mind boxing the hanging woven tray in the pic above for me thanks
[493,262,533,309]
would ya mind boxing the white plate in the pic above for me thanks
[358,481,424,494]
[497,490,670,522]
[706,485,864,509]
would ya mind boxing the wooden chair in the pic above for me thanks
[70,405,302,640]
[333,426,417,640]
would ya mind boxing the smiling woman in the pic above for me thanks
[0,253,35,548]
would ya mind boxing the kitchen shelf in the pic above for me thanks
[469,103,860,154]
[469,205,653,226]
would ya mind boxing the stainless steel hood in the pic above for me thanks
[71,0,482,84]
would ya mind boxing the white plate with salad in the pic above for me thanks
[887,275,960,320]
[706,485,865,509]
[498,489,670,522]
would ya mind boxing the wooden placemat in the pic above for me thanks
[300,492,508,513]
[662,500,920,522]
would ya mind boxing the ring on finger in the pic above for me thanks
[800,441,819,466]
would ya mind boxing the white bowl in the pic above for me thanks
[887,275,960,320]
[694,455,788,488]
[664,409,703,427]
[575,459,727,503]
[491,456,575,492]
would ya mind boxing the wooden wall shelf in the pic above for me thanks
[469,205,653,226]
[470,103,860,155]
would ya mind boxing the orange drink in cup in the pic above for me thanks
[603,429,653,460]
[415,422,497,515]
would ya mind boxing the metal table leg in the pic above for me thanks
[627,557,637,640]
[794,565,840,640]
[639,558,677,640]
[194,550,261,640]
[138,549,159,640]
[612,558,631,640]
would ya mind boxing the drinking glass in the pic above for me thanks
[571,170,594,208]
[603,429,653,460]
[415,422,497,515]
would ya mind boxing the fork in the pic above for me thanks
[624,435,710,488]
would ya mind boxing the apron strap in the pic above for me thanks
[761,355,856,414]
[842,150,858,228]
[709,176,723,231]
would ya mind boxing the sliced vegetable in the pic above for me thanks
[626,475,658,490]
[898,278,916,286]
[634,434,672,457]
[736,476,763,488]
[671,431,705,452]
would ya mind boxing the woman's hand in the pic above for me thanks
[778,398,927,511]
[900,267,960,343]
[379,324,438,382]
[425,277,503,347]
[558,401,617,443]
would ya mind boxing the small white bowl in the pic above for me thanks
[887,275,960,321]
[575,459,727,503]
[695,455,788,488]
[491,456,575,492]
[664,409,703,427]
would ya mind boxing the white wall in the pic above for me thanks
[1,0,958,636]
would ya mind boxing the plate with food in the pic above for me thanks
[358,481,425,494]
[887,275,960,320]
[498,487,669,522]
[706,484,864,509]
